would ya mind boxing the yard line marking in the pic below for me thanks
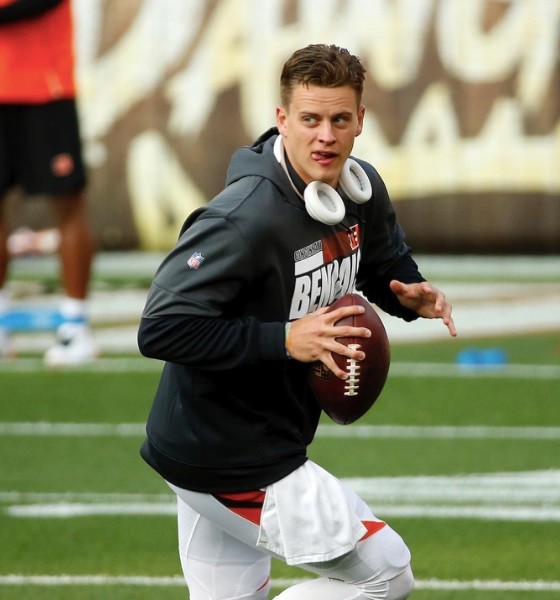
[415,579,560,592]
[0,574,185,586]
[3,471,556,503]
[4,471,559,521]
[1,358,559,378]
[318,424,560,440]
[345,470,560,505]
[367,505,560,521]
[0,491,174,503]
[2,421,559,440]
[0,422,146,436]
[7,503,177,517]
[6,502,560,521]
[390,362,560,379]
[0,358,162,373]
[0,574,559,592]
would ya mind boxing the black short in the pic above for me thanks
[0,99,87,197]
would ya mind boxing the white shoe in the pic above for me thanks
[44,322,99,367]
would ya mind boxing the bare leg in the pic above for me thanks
[51,190,94,300]
[0,200,14,357]
[44,191,98,365]
[0,199,9,289]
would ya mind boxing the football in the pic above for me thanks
[307,293,390,425]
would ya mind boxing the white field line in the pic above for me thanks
[1,421,559,440]
[0,422,147,437]
[0,358,162,373]
[0,574,559,592]
[1,358,560,379]
[0,491,174,503]
[390,362,560,379]
[6,502,560,522]
[3,471,560,521]
[317,424,560,440]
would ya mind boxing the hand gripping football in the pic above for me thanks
[307,293,390,425]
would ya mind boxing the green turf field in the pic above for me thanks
[1,329,559,599]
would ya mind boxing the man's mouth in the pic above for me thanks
[312,151,337,165]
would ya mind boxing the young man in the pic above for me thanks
[138,44,456,600]
[0,0,97,365]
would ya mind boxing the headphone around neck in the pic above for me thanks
[273,135,372,225]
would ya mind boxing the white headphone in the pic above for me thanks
[273,135,372,225]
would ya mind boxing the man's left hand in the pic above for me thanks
[390,280,457,337]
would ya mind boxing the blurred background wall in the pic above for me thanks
[10,0,559,254]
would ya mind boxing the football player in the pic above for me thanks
[139,44,456,600]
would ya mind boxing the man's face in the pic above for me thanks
[276,83,365,188]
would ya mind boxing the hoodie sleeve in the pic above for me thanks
[137,212,287,368]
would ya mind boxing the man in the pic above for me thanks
[138,44,456,600]
[0,0,97,365]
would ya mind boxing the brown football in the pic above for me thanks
[307,293,390,425]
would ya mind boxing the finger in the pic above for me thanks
[321,355,349,380]
[331,340,366,362]
[422,282,435,295]
[445,314,457,337]
[319,339,366,379]
[331,324,371,340]
[431,287,448,315]
[314,306,331,316]
[326,304,365,323]
[389,279,406,295]
[434,296,445,316]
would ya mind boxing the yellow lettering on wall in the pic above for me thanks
[76,0,205,147]
[127,131,206,249]
[166,0,247,136]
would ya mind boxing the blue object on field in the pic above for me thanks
[0,309,85,332]
[456,347,508,370]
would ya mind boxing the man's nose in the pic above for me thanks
[317,122,336,144]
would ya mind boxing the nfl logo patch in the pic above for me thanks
[187,252,204,269]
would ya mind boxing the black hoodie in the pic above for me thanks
[138,129,424,493]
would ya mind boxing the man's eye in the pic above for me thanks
[302,115,316,124]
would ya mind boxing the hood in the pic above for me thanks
[225,127,293,197]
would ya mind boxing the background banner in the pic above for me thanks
[10,0,559,253]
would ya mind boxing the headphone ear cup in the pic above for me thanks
[339,159,372,204]
[304,181,346,225]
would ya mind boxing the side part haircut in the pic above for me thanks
[280,44,366,107]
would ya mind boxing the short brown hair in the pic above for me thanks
[280,44,366,107]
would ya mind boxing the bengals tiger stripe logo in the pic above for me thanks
[51,153,74,177]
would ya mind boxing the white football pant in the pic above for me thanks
[168,472,413,600]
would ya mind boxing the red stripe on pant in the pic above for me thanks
[214,490,266,525]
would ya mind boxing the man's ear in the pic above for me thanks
[276,105,288,136]
[355,104,365,137]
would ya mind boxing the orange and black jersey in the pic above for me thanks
[0,0,76,103]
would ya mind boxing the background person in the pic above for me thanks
[138,44,456,600]
[0,0,96,365]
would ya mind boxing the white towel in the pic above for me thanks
[257,461,367,565]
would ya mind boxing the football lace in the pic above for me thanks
[344,344,361,396]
